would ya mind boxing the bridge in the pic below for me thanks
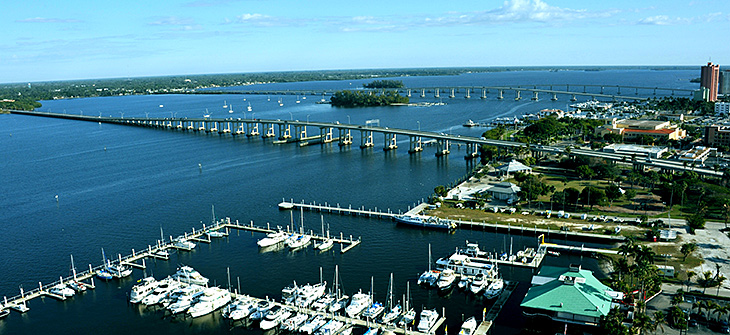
[9,110,724,178]
[206,84,697,101]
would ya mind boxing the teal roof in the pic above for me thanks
[520,266,614,318]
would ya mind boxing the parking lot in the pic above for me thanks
[648,291,730,334]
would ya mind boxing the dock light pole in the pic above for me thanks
[417,121,420,131]
[120,112,124,119]
[307,114,310,123]
[251,113,255,120]
[347,115,350,124]
[288,112,293,120]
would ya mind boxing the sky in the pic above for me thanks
[1,0,729,83]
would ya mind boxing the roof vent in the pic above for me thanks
[569,264,581,271]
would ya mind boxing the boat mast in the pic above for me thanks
[300,206,304,234]
[70,254,77,280]
[428,243,432,272]
[387,273,394,310]
[334,265,340,298]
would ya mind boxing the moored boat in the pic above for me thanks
[187,287,231,318]
[171,265,209,286]
[257,229,288,247]
[483,278,504,299]
[458,316,478,335]
[394,215,456,230]
[436,269,456,290]
[345,291,371,317]
[130,276,159,303]
[470,273,486,294]
[260,305,292,330]
[417,309,439,333]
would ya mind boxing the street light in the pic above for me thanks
[307,114,310,123]
[347,115,351,124]
[120,112,125,119]
[417,121,420,131]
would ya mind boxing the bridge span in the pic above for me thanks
[9,110,723,178]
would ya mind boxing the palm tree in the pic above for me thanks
[715,304,729,323]
[671,293,684,306]
[631,312,652,335]
[652,311,666,334]
[716,275,727,297]
[686,270,696,291]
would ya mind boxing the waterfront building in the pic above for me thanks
[716,102,730,116]
[496,160,532,176]
[720,70,730,96]
[704,125,730,148]
[676,146,715,166]
[601,144,668,159]
[482,182,521,201]
[595,119,686,141]
[520,265,621,327]
[701,62,720,102]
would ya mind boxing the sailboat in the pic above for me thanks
[96,248,113,280]
[203,108,210,118]
[223,100,228,108]
[381,273,402,324]
[398,281,415,327]
[154,226,170,258]
[296,95,301,104]
[417,244,439,286]
[67,255,86,292]
[286,207,311,250]
[207,205,228,238]
[247,102,252,112]
[228,104,234,113]
[329,265,349,313]
[278,97,283,107]
[316,216,334,251]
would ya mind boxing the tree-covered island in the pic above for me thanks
[362,80,404,89]
[329,90,409,107]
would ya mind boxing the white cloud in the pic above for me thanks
[636,12,726,25]
[148,16,196,26]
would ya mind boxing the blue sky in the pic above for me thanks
[2,0,728,83]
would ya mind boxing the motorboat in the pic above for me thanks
[207,230,228,238]
[130,276,159,304]
[108,263,133,278]
[311,293,335,311]
[257,229,288,247]
[67,280,87,292]
[293,282,327,308]
[417,309,439,333]
[398,308,416,327]
[281,313,309,332]
[172,237,196,251]
[417,270,439,287]
[457,276,470,290]
[483,278,504,299]
[286,233,312,250]
[172,265,209,286]
[227,297,257,320]
[167,285,206,314]
[381,304,402,325]
[299,315,327,334]
[362,302,385,319]
[49,283,75,298]
[141,279,179,306]
[260,305,292,330]
[463,120,477,127]
[187,287,231,318]
[470,273,486,294]
[458,316,478,335]
[436,269,456,290]
[345,291,371,317]
[250,300,274,320]
[394,215,456,230]
[316,320,344,335]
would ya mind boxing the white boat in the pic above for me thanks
[130,276,159,303]
[260,305,292,330]
[316,320,344,335]
[49,282,75,298]
[362,302,385,319]
[457,276,470,290]
[339,326,353,335]
[436,247,498,278]
[418,270,439,286]
[167,284,206,314]
[0,308,9,319]
[67,280,87,292]
[458,316,478,335]
[108,256,133,278]
[257,229,288,247]
[436,269,456,290]
[187,287,231,318]
[282,313,309,331]
[207,230,228,238]
[345,291,371,317]
[286,233,312,249]
[381,304,402,325]
[417,309,439,333]
[470,273,486,294]
[228,104,234,113]
[316,238,334,251]
[399,308,416,327]
[223,100,228,108]
[299,315,327,334]
[226,297,257,320]
[142,279,179,305]
[250,300,274,320]
[364,328,380,335]
[171,265,209,286]
[293,282,327,308]
[247,102,253,112]
[483,278,504,299]
[311,293,335,311]
[172,237,196,251]
[463,120,477,127]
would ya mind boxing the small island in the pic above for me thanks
[330,90,409,107]
[362,80,404,89]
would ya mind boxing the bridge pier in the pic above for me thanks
[338,128,352,146]
[583,86,587,93]
[219,121,231,134]
[360,130,373,148]
[186,121,194,131]
[464,143,479,160]
[207,121,219,133]
[600,86,604,94]
[465,88,471,99]
[551,93,558,101]
[278,124,291,140]
[515,90,522,101]
[421,89,425,98]
[407,89,411,98]
[435,139,450,157]
[635,88,639,95]
[197,120,206,132]
[262,123,275,138]
[498,90,504,99]
[434,88,440,98]
[321,127,334,143]
[481,88,487,99]
[616,86,621,95]
[176,120,183,130]
[248,122,261,137]
[408,136,423,153]
[383,133,397,151]
[449,88,455,98]
[531,91,539,101]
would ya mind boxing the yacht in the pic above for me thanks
[281,313,309,332]
[483,278,504,299]
[293,282,327,307]
[345,291,371,317]
[417,309,439,333]
[49,283,75,298]
[470,273,486,294]
[463,120,477,127]
[260,305,292,330]
[395,215,456,230]
[436,269,456,290]
[329,294,349,313]
[172,265,209,286]
[187,287,231,318]
[316,320,344,335]
[108,263,133,278]
[207,230,228,238]
[299,315,327,334]
[457,276,470,290]
[362,301,385,319]
[311,293,335,311]
[130,276,159,304]
[436,249,498,278]
[417,270,439,287]
[167,284,206,314]
[226,297,257,320]
[172,237,196,251]
[250,300,274,320]
[458,316,478,335]
[142,279,179,305]
[257,229,288,247]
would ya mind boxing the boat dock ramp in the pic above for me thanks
[278,199,428,219]
[0,217,361,317]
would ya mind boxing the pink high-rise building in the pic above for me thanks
[701,62,720,102]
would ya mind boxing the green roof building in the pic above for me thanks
[520,265,621,327]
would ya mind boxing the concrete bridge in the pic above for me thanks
[9,110,724,178]
[208,84,696,101]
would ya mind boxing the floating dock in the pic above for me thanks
[474,281,519,335]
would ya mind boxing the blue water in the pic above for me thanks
[0,69,697,334]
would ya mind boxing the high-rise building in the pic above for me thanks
[719,70,730,95]
[700,62,719,101]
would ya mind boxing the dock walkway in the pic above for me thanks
[474,281,519,335]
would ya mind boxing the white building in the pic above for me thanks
[716,102,730,116]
